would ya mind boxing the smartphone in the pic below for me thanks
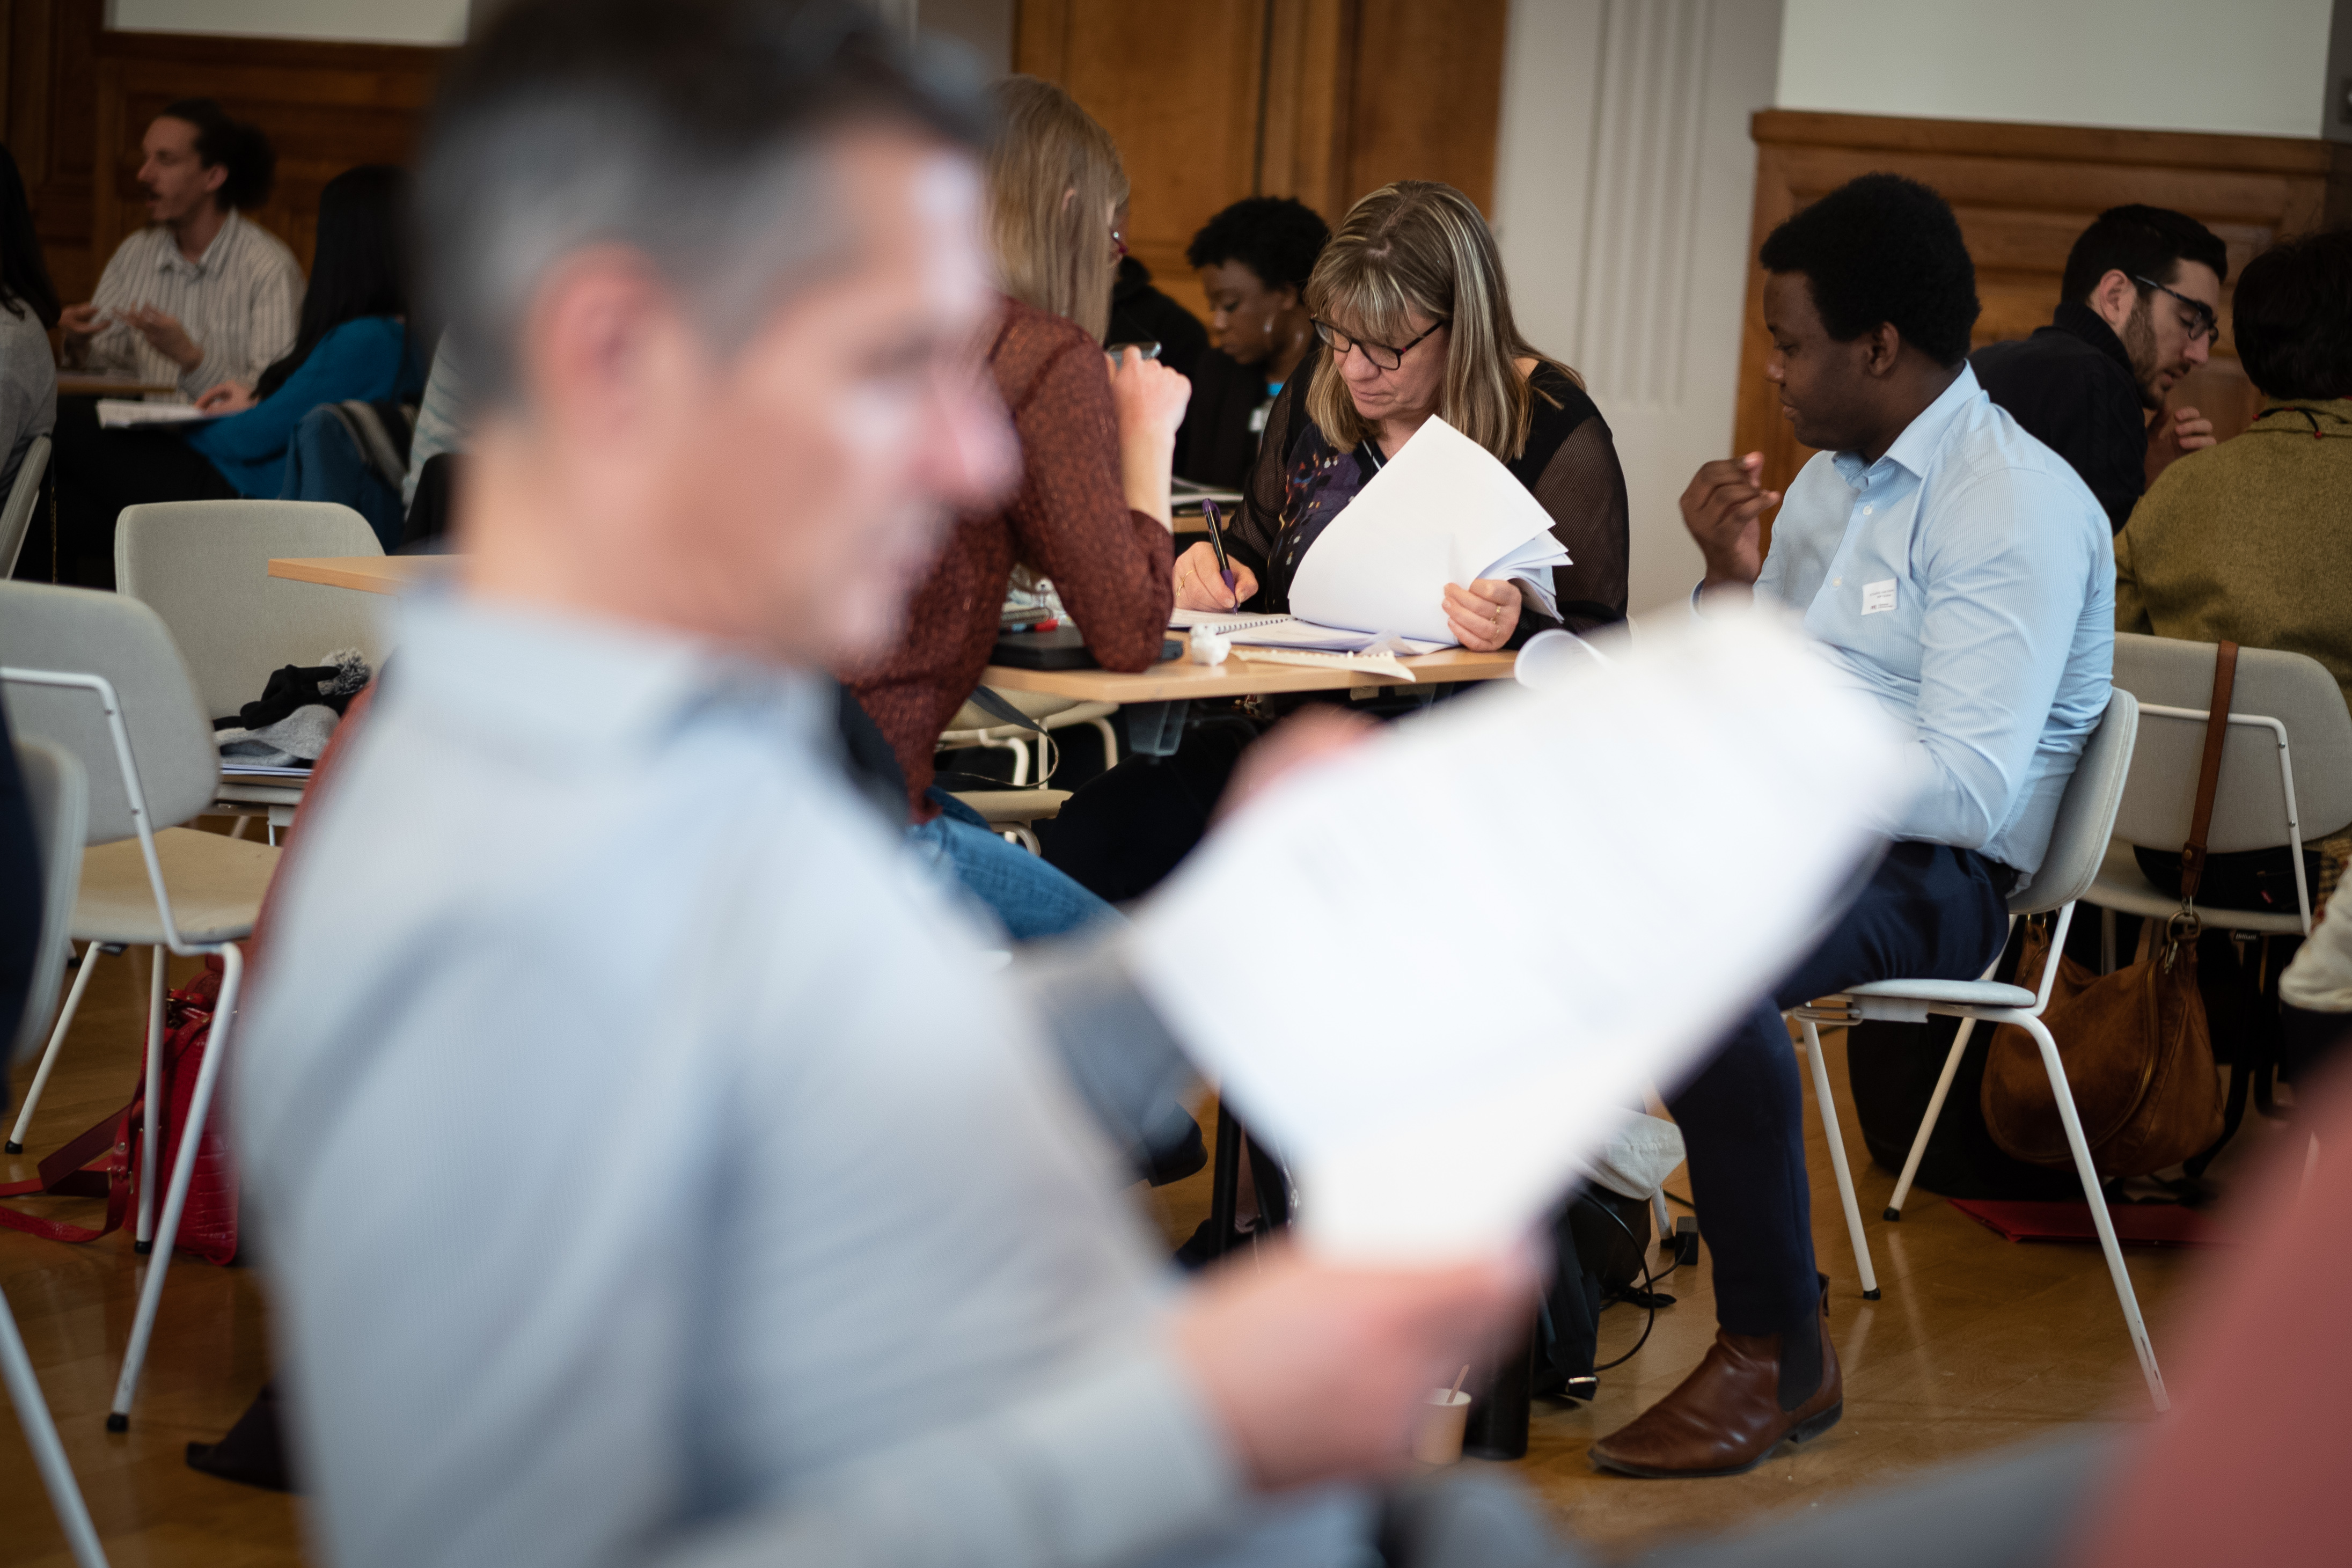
[1105,340,1162,361]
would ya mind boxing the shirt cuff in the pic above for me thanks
[183,350,238,399]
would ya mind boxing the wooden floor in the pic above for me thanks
[6,944,2268,1564]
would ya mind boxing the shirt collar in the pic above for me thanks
[156,209,239,279]
[2047,301,2135,376]
[1833,363,1984,487]
[395,590,833,767]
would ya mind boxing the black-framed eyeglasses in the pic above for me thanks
[1312,317,1446,371]
[2132,275,2221,345]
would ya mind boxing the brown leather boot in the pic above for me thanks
[1588,1287,1841,1478]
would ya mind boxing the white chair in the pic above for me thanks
[0,434,51,579]
[937,691,1119,785]
[114,500,393,843]
[1,582,275,1430]
[949,787,1071,855]
[1790,690,2168,1409]
[2086,635,2352,948]
[2,735,109,1568]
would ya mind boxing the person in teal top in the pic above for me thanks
[53,163,421,585]
[187,164,420,493]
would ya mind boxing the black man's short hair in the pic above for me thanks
[1758,172,1979,367]
[1185,196,1331,295]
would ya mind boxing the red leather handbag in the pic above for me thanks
[1,955,238,1264]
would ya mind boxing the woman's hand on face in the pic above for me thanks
[194,380,257,414]
[1175,539,1257,612]
[1108,346,1191,444]
[1444,577,1521,652]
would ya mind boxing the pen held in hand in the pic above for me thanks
[1201,499,1240,610]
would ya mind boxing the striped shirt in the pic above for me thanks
[78,210,304,397]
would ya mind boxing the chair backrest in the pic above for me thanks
[0,581,219,844]
[114,499,394,721]
[2012,688,2139,917]
[2109,633,2352,853]
[9,736,85,1066]
[0,434,50,578]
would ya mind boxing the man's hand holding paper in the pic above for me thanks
[1127,605,1921,1262]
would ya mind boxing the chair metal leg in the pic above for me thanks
[1799,1017,1879,1300]
[1886,1016,1976,1220]
[2,1286,110,1566]
[1087,715,1119,769]
[6,941,102,1153]
[2015,1012,2167,1410]
[134,949,165,1251]
[2100,907,2117,974]
[110,947,241,1431]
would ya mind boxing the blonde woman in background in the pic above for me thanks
[841,74,1205,1182]
[1173,179,1629,648]
[846,75,1187,837]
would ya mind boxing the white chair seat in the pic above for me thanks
[74,827,279,945]
[952,788,1071,825]
[2088,838,2308,935]
[1843,977,2038,1009]
[215,779,306,807]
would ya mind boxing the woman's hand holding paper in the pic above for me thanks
[1443,577,1521,651]
[1175,539,1258,611]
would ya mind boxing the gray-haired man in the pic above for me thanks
[235,4,1527,1566]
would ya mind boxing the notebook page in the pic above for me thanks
[1127,605,1919,1262]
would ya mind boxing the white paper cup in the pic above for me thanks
[1413,1388,1474,1466]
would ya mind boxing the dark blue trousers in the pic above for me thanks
[1667,842,2011,1338]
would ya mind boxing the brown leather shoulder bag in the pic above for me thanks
[1981,647,2233,1178]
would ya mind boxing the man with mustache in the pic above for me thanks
[58,99,302,399]
[1974,204,2229,532]
[1598,173,2114,1480]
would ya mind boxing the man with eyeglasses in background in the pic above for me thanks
[1973,204,2229,532]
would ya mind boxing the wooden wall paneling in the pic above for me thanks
[1256,0,1358,222]
[1342,0,1507,215]
[3,0,100,304]
[1733,111,2352,532]
[1016,0,1269,323]
[91,31,450,279]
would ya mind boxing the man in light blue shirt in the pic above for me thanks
[1593,175,2113,1481]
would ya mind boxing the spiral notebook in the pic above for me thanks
[1168,609,1448,656]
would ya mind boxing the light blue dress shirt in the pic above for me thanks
[237,597,1388,1568]
[1757,365,2113,877]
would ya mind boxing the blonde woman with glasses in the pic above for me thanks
[1170,180,1628,650]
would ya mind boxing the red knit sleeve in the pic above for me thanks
[1001,331,1175,673]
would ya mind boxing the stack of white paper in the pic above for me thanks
[97,399,220,429]
[1286,415,1569,646]
[1128,606,1919,1261]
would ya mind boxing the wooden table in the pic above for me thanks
[266,554,1518,699]
[979,646,1517,701]
[57,373,179,398]
[269,554,445,594]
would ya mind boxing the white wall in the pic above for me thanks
[106,0,467,46]
[1777,0,2336,139]
[1493,0,1783,617]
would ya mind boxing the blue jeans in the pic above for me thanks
[907,788,1118,942]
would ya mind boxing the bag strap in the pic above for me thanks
[2176,640,2240,911]
[0,1097,136,1243]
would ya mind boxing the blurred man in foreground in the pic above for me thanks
[236,4,1526,1565]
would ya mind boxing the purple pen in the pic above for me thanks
[1201,499,1240,608]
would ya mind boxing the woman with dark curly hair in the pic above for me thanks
[1179,195,1329,488]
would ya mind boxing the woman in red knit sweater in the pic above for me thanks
[843,75,1185,946]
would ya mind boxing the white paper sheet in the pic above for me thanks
[1287,416,1568,643]
[1127,606,1921,1261]
[1168,609,1448,656]
[97,399,219,429]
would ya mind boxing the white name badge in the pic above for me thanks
[1862,579,1897,615]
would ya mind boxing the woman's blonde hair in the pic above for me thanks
[1303,180,1574,460]
[986,76,1129,342]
